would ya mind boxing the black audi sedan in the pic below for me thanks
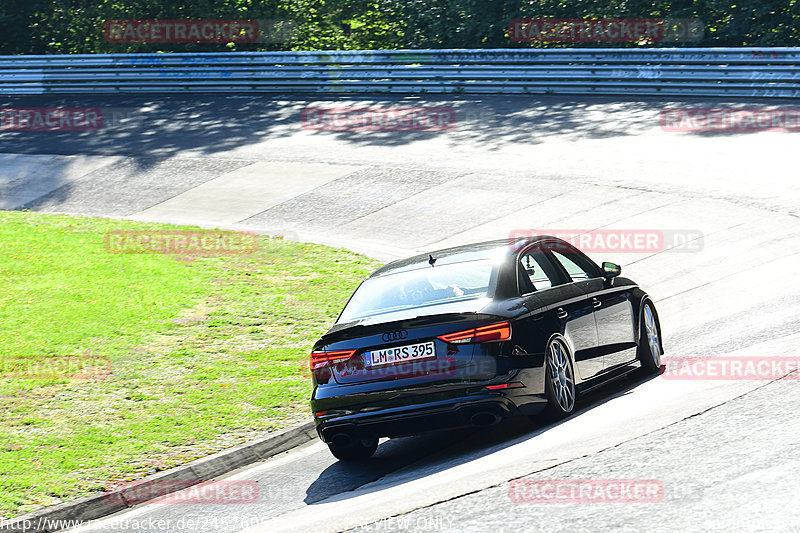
[310,236,663,460]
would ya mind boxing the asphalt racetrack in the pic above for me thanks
[2,94,799,533]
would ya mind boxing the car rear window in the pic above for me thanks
[338,260,494,322]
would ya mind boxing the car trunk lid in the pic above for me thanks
[318,299,493,385]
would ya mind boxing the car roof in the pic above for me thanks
[369,235,552,279]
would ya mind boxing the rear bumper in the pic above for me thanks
[313,385,546,442]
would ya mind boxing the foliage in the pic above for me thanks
[1,0,799,54]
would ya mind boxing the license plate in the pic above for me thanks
[365,341,436,368]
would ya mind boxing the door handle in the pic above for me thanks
[556,308,568,319]
[593,298,602,308]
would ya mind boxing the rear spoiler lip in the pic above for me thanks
[324,297,494,337]
[317,312,509,349]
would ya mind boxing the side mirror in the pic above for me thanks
[602,262,621,278]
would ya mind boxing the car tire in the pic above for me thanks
[638,301,663,375]
[542,335,577,420]
[327,435,379,461]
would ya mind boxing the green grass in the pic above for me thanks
[0,210,380,518]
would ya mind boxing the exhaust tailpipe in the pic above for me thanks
[330,432,353,447]
[470,411,501,427]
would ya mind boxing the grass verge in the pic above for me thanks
[0,210,379,518]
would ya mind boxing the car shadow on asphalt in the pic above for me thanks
[304,368,663,505]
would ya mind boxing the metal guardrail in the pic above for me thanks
[1,48,799,97]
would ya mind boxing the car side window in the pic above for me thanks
[519,251,555,292]
[551,251,595,281]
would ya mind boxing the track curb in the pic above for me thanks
[0,420,317,533]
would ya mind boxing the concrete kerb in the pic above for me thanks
[0,420,316,533]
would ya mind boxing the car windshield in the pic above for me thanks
[338,260,494,322]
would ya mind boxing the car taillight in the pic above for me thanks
[437,322,511,344]
[310,349,356,370]
[486,382,524,390]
